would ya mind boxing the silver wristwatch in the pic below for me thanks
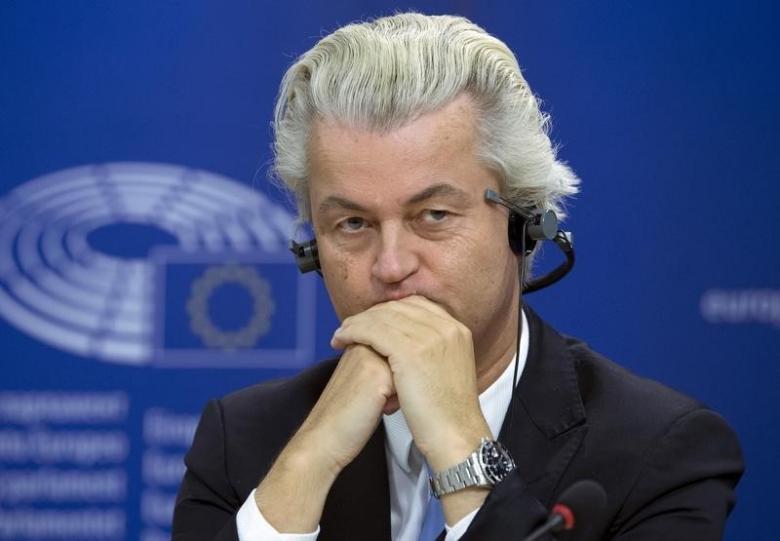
[429,437,516,498]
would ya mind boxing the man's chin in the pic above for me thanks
[383,394,400,415]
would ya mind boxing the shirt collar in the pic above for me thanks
[382,309,529,474]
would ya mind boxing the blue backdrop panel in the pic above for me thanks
[1,2,777,539]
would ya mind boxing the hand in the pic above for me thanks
[331,295,492,472]
[297,344,395,471]
[255,344,393,532]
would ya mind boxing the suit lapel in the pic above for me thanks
[320,426,391,540]
[498,306,588,507]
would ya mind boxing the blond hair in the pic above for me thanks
[273,12,579,233]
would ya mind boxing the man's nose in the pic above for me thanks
[371,224,420,285]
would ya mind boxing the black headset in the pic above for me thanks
[289,188,575,293]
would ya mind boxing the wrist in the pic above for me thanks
[285,428,345,482]
[255,435,340,533]
[425,424,493,472]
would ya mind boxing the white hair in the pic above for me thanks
[272,12,579,262]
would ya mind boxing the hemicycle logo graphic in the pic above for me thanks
[0,162,315,367]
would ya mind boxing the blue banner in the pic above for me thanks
[1,2,777,539]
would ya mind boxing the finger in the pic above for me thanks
[342,297,451,333]
[332,310,437,356]
[334,299,444,340]
[332,299,457,350]
[364,295,452,322]
[397,295,453,319]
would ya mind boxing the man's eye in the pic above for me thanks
[422,209,449,223]
[338,217,367,232]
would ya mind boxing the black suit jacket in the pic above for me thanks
[172,308,744,540]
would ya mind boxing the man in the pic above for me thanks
[173,13,743,540]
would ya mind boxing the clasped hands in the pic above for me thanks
[256,295,493,532]
[327,295,492,472]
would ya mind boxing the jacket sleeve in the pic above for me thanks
[172,399,241,541]
[459,408,743,541]
[458,471,550,540]
[606,408,744,540]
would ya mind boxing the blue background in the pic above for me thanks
[1,1,778,539]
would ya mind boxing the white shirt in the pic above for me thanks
[236,310,529,540]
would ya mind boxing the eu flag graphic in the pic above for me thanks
[153,253,315,368]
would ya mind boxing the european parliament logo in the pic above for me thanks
[0,162,315,368]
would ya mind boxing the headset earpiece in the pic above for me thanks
[289,239,320,274]
[508,211,534,255]
[506,206,558,256]
[484,189,575,292]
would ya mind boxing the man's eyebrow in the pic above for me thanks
[405,183,471,206]
[317,183,470,214]
[318,196,367,214]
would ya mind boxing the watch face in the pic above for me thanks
[479,441,516,484]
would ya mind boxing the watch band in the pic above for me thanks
[429,449,490,497]
[429,437,515,498]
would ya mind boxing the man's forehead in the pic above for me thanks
[305,94,489,219]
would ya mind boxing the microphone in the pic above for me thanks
[523,480,607,541]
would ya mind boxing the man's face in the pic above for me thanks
[308,94,520,362]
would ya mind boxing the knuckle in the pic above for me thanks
[341,314,358,327]
[377,378,393,394]
[459,323,472,340]
[442,322,461,341]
